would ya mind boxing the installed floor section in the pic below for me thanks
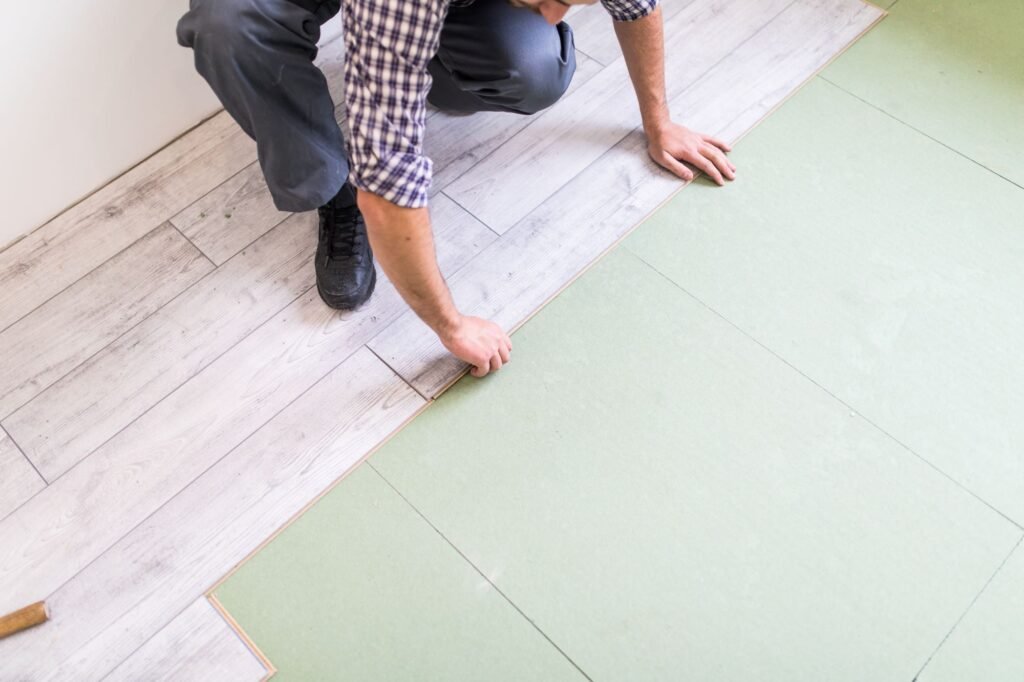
[214,1,1024,679]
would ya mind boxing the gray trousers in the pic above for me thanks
[177,0,577,211]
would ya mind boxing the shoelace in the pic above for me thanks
[318,202,363,264]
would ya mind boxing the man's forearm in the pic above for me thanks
[357,191,460,338]
[614,5,670,132]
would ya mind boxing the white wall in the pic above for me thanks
[0,2,341,249]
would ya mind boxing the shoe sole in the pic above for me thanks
[317,265,377,311]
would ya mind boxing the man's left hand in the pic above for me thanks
[646,122,736,186]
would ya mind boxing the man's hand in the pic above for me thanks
[358,191,512,378]
[647,122,735,186]
[613,5,738,186]
[440,315,513,378]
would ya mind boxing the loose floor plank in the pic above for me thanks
[369,0,883,396]
[2,350,421,681]
[0,429,43,520]
[0,225,212,419]
[442,0,792,234]
[0,197,492,620]
[0,37,345,334]
[102,599,267,682]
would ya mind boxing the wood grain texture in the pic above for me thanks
[4,213,316,481]
[102,599,267,682]
[368,0,882,397]
[0,225,213,420]
[0,428,43,520]
[170,163,291,266]
[0,37,346,334]
[567,0,696,66]
[681,0,886,141]
[443,0,792,234]
[427,52,604,195]
[2,349,421,681]
[0,196,491,621]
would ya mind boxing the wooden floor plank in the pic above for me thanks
[682,0,886,141]
[442,0,791,234]
[567,0,696,66]
[0,428,43,520]
[368,0,881,396]
[427,52,604,196]
[102,599,267,682]
[0,224,213,420]
[3,351,421,681]
[170,104,349,266]
[0,196,491,620]
[3,213,316,481]
[170,163,291,267]
[0,38,345,334]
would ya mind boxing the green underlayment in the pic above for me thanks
[213,3,1024,679]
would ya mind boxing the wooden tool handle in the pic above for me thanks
[0,601,49,639]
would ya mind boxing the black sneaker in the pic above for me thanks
[315,183,376,310]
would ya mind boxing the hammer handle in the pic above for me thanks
[0,601,48,639]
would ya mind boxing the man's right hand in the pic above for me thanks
[440,315,513,378]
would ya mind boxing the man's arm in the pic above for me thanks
[612,3,736,184]
[341,0,511,378]
[357,193,511,378]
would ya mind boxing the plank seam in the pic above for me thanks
[0,423,46,488]
[912,534,1024,681]
[818,76,1024,192]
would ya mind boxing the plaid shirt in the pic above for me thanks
[341,0,659,208]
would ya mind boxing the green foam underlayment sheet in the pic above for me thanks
[625,77,1024,525]
[917,542,1024,681]
[824,0,1024,186]
[214,247,1019,681]
[214,465,585,682]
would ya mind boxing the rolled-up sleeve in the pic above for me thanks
[600,0,659,22]
[340,0,446,208]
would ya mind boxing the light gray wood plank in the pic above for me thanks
[682,0,885,142]
[0,37,346,334]
[443,0,792,234]
[368,0,881,396]
[4,213,317,481]
[0,195,492,621]
[170,163,291,267]
[0,225,213,420]
[567,0,696,66]
[427,51,604,195]
[102,598,267,682]
[170,103,350,266]
[2,350,421,681]
[0,428,43,520]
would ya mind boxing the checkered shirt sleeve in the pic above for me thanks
[341,0,447,208]
[598,0,659,22]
